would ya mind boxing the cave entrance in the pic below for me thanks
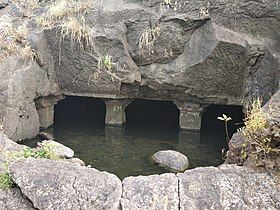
[200,105,245,146]
[54,96,106,128]
[124,99,180,140]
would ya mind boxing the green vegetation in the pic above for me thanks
[0,172,13,189]
[98,54,115,71]
[0,142,61,189]
[217,114,232,143]
[21,142,60,160]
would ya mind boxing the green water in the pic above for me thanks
[23,124,226,179]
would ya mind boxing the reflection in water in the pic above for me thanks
[23,97,244,179]
[24,125,225,180]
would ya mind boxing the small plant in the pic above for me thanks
[98,54,115,71]
[217,114,232,142]
[0,141,62,189]
[0,172,13,189]
[21,142,60,160]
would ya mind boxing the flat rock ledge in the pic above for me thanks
[152,150,190,172]
[4,160,280,210]
[121,173,179,210]
[10,158,122,210]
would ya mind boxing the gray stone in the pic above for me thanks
[152,150,189,172]
[178,164,280,210]
[104,99,132,126]
[64,157,86,166]
[10,158,122,210]
[0,132,26,152]
[0,188,35,210]
[121,173,179,210]
[41,140,74,158]
[174,102,204,131]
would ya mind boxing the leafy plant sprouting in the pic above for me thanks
[217,114,232,143]
[98,54,115,71]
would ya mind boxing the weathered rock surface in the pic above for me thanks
[178,164,280,210]
[10,158,122,210]
[41,140,74,158]
[1,0,280,141]
[0,188,35,210]
[121,173,179,210]
[152,150,189,172]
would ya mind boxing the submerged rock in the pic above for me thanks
[121,173,179,210]
[41,140,74,158]
[152,150,189,172]
[10,158,122,210]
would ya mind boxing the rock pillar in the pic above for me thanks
[35,95,65,129]
[104,99,132,126]
[174,102,204,131]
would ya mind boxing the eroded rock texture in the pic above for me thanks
[178,164,280,210]
[0,0,279,140]
[10,158,122,210]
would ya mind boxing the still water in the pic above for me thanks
[23,98,244,179]
[24,124,227,179]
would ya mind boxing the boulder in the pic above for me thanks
[178,164,280,210]
[41,140,74,158]
[0,188,35,210]
[10,158,122,210]
[121,173,179,210]
[64,158,86,166]
[152,150,189,172]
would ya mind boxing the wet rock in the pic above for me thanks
[0,188,35,210]
[152,150,189,172]
[121,173,179,210]
[10,158,122,210]
[178,164,280,210]
[41,140,74,158]
[38,131,54,140]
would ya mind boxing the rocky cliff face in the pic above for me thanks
[0,0,279,140]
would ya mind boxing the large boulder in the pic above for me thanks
[10,158,122,210]
[178,164,280,210]
[121,173,179,210]
[152,150,189,172]
[0,188,35,210]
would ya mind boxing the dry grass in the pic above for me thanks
[139,26,161,55]
[241,98,280,168]
[36,0,94,50]
[0,14,36,61]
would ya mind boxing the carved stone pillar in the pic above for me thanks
[174,102,204,131]
[104,99,132,126]
[35,94,65,129]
